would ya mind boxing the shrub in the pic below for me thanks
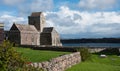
[0,40,43,71]
[76,47,91,61]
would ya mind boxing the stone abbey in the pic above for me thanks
[7,12,62,46]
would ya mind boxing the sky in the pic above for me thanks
[0,0,120,38]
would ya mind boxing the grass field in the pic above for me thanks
[15,47,120,71]
[15,47,70,62]
[66,54,120,71]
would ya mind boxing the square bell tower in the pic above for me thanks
[28,12,46,32]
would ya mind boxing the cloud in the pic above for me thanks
[45,6,120,38]
[1,0,120,38]
[78,0,117,10]
[1,0,54,17]
[3,0,25,5]
[1,5,120,38]
[45,6,84,34]
[31,0,53,12]
[0,14,27,30]
[18,0,53,16]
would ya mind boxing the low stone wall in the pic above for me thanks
[30,52,81,71]
[20,45,120,53]
[89,48,106,53]
[20,45,77,52]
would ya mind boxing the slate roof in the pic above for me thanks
[42,27,54,33]
[11,24,38,32]
[31,12,42,16]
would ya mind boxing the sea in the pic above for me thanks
[62,43,120,48]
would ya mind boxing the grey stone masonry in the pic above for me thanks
[30,52,81,71]
[89,48,106,53]
[0,23,4,44]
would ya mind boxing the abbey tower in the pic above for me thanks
[28,12,46,32]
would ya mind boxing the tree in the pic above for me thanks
[0,40,43,71]
[76,47,91,61]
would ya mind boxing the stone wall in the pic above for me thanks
[20,45,116,53]
[40,33,52,45]
[0,29,4,44]
[9,31,20,45]
[0,23,4,44]
[89,48,106,53]
[30,52,81,71]
[21,32,40,45]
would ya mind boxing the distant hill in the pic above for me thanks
[61,38,120,43]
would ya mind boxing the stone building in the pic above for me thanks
[40,27,62,46]
[9,24,40,45]
[8,12,62,46]
[0,23,4,44]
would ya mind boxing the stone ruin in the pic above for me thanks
[7,12,62,46]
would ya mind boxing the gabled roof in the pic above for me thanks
[42,27,54,33]
[10,23,38,32]
[42,27,58,34]
[31,12,42,16]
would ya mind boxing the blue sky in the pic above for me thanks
[0,0,120,38]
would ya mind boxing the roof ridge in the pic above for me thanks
[13,23,38,32]
[14,23,28,26]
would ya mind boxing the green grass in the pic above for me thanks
[66,54,120,71]
[15,47,70,62]
[15,47,120,71]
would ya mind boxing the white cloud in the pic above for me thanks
[1,5,120,37]
[31,0,53,12]
[45,6,120,37]
[3,0,25,5]
[18,0,54,16]
[0,14,27,30]
[79,0,117,10]
[45,6,84,34]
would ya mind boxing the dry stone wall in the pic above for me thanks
[89,48,106,53]
[30,52,81,71]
